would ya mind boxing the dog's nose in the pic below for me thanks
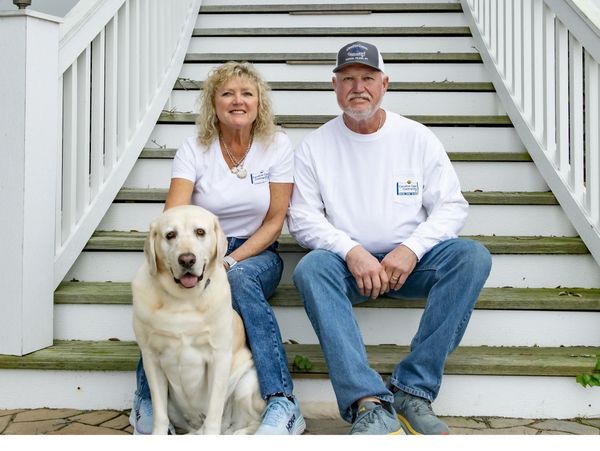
[178,253,196,269]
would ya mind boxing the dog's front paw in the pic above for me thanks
[152,420,172,435]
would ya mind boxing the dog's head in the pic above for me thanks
[144,205,227,293]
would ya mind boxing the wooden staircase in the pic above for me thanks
[1,0,599,419]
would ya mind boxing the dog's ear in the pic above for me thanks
[213,216,228,262]
[144,221,158,275]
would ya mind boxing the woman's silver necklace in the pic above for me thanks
[220,133,253,179]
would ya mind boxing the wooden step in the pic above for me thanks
[83,232,588,254]
[1,340,597,378]
[192,26,472,37]
[139,149,532,162]
[113,188,557,206]
[55,282,600,312]
[185,52,482,64]
[174,79,495,92]
[199,3,464,14]
[158,112,513,127]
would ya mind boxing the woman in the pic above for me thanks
[129,62,304,435]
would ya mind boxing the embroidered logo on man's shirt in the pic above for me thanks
[396,178,419,196]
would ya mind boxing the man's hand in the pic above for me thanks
[381,245,418,291]
[346,245,389,299]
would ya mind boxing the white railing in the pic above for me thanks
[0,0,201,355]
[54,0,202,286]
[461,0,600,265]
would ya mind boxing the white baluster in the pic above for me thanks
[584,53,600,225]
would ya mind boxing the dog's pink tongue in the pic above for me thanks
[180,273,199,288]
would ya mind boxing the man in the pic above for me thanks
[288,41,492,435]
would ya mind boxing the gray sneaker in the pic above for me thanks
[349,401,406,435]
[392,390,449,435]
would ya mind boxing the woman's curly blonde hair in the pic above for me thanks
[196,61,277,146]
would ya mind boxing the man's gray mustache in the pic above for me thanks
[347,95,371,101]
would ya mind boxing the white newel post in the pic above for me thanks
[0,10,60,355]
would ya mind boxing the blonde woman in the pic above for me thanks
[130,62,304,435]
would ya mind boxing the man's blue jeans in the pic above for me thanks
[292,238,492,422]
[134,237,294,407]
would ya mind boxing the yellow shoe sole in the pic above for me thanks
[397,413,423,435]
[397,413,450,435]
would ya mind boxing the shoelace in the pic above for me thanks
[135,397,153,419]
[405,396,434,415]
[262,397,293,426]
[352,406,386,433]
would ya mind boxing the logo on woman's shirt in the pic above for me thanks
[250,170,270,185]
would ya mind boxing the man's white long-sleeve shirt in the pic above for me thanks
[288,111,469,260]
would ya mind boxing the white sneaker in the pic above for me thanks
[129,394,175,435]
[255,396,306,435]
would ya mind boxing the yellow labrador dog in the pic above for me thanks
[132,205,265,434]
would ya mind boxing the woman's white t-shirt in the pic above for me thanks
[171,131,294,238]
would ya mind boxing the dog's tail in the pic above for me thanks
[299,401,341,420]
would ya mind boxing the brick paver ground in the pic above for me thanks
[0,409,598,435]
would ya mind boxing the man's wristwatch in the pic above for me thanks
[224,255,238,269]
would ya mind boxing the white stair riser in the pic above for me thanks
[54,304,600,347]
[99,203,577,237]
[433,375,600,419]
[65,253,600,288]
[284,254,600,288]
[169,90,506,116]
[189,36,477,54]
[196,12,468,28]
[179,63,492,83]
[148,125,526,151]
[1,370,598,419]
[125,159,547,192]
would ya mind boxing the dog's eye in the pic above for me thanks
[166,231,177,240]
[196,228,206,237]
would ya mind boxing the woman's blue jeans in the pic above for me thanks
[134,237,294,406]
[292,238,492,422]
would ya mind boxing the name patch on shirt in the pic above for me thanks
[396,178,419,196]
[250,170,270,185]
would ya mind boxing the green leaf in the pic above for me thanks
[576,374,596,388]
[293,354,313,372]
[595,356,600,371]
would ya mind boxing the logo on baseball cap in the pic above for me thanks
[333,41,385,73]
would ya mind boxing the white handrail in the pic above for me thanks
[461,0,600,266]
[54,0,203,286]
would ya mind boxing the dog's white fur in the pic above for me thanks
[132,205,265,434]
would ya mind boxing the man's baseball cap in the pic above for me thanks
[333,41,385,73]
